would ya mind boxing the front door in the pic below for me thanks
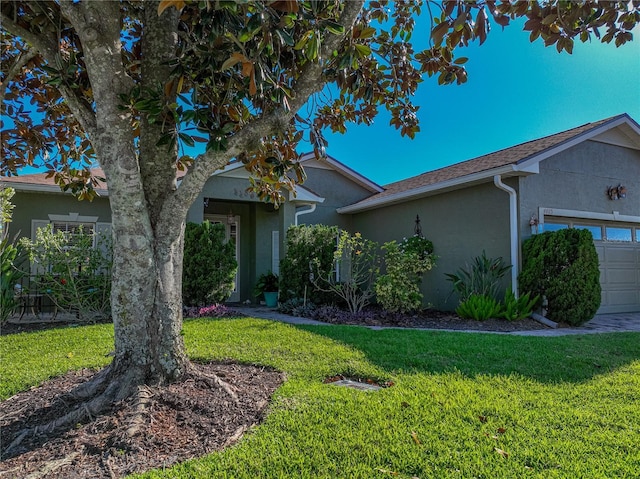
[205,214,240,302]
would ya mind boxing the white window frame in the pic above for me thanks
[540,207,640,243]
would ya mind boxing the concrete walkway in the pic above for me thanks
[515,312,640,336]
[238,307,640,336]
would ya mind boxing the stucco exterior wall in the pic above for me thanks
[8,191,112,240]
[350,182,512,310]
[297,167,375,230]
[518,140,640,240]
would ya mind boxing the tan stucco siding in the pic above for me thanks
[9,191,112,241]
[351,182,511,310]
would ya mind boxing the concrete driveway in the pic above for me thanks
[514,312,640,336]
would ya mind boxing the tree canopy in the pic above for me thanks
[2,1,637,201]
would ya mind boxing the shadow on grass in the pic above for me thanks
[294,324,640,384]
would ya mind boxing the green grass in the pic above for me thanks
[2,318,639,478]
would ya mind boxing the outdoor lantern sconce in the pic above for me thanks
[607,184,627,200]
[414,214,423,238]
[529,214,539,235]
[227,209,235,224]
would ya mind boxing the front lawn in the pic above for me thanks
[1,318,639,478]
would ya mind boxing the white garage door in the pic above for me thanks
[596,242,640,314]
[544,221,640,314]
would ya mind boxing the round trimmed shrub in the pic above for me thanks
[519,229,601,326]
[183,221,237,306]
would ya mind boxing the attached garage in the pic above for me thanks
[596,240,640,314]
[544,218,640,314]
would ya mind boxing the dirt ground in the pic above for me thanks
[0,362,284,479]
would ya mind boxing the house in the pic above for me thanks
[4,113,639,314]
[3,154,381,303]
[340,113,640,314]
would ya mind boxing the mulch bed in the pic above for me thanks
[0,362,284,479]
[315,308,549,332]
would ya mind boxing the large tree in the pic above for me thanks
[1,0,637,445]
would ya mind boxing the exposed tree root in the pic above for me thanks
[3,364,138,458]
[193,368,239,403]
[124,385,155,438]
[0,362,284,478]
[23,451,80,479]
[3,361,247,461]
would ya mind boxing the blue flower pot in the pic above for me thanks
[263,291,278,308]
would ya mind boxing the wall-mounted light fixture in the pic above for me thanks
[227,209,235,224]
[414,214,423,238]
[529,214,539,235]
[607,184,627,200]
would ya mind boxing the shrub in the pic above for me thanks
[183,221,237,307]
[253,271,279,297]
[278,297,314,314]
[312,231,380,313]
[456,294,503,321]
[445,251,511,302]
[500,289,539,321]
[20,224,112,321]
[519,229,600,326]
[1,237,26,324]
[375,238,436,313]
[0,188,26,324]
[279,225,338,304]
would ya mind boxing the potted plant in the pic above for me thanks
[254,271,279,307]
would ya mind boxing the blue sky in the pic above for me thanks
[323,18,640,186]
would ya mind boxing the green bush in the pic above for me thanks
[500,289,539,321]
[183,221,237,306]
[1,187,26,323]
[1,237,26,324]
[456,294,503,321]
[279,224,339,304]
[20,224,112,321]
[445,251,511,302]
[253,271,279,297]
[519,229,601,326]
[375,237,436,313]
[312,231,380,313]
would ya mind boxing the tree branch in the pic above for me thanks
[0,48,37,106]
[162,0,366,226]
[0,9,98,139]
[0,12,58,59]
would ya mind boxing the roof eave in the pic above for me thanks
[2,182,109,197]
[516,113,639,170]
[337,164,522,214]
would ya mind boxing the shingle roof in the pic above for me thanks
[2,168,107,190]
[340,114,630,212]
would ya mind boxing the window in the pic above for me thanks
[574,225,603,240]
[52,222,94,235]
[52,222,96,247]
[543,223,568,232]
[605,227,632,242]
